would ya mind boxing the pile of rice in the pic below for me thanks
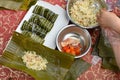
[22,51,48,71]
[70,0,99,27]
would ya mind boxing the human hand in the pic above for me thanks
[103,27,120,68]
[112,7,120,16]
[97,9,120,28]
[104,28,120,45]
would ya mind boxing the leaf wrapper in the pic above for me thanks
[64,59,91,80]
[98,33,120,71]
[0,32,75,80]
[0,0,37,10]
[0,0,23,10]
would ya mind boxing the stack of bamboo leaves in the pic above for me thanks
[98,33,120,72]
[0,0,37,10]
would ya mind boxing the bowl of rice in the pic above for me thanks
[66,0,102,29]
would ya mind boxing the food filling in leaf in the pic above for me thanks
[22,51,48,71]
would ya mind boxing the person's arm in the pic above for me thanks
[97,9,120,68]
[111,42,120,68]
[97,9,120,34]
[111,17,120,34]
[104,28,120,68]
[112,7,120,33]
[113,7,120,17]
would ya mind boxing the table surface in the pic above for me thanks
[0,0,120,80]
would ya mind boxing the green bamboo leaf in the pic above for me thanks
[28,14,54,32]
[12,32,75,68]
[20,0,37,10]
[102,58,120,72]
[0,0,37,10]
[98,33,120,71]
[64,59,91,80]
[12,0,23,2]
[0,0,23,10]
[0,31,75,80]
[0,52,58,80]
[22,31,45,44]
[109,58,118,66]
[33,5,58,23]
[98,34,115,58]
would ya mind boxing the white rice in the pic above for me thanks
[70,0,99,27]
[22,51,48,71]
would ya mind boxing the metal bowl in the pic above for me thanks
[66,0,102,29]
[56,24,91,58]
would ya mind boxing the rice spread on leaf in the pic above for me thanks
[22,51,48,71]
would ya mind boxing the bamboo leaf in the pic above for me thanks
[98,34,115,58]
[0,0,23,10]
[0,0,37,10]
[98,33,120,71]
[12,32,75,68]
[0,31,75,80]
[20,0,37,10]
[102,58,120,72]
[64,59,91,80]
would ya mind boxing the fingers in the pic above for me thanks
[96,12,100,18]
[97,9,103,17]
[96,10,102,20]
[100,8,107,14]
[112,7,120,16]
[96,8,107,20]
[102,8,107,11]
[96,9,105,27]
[112,7,118,13]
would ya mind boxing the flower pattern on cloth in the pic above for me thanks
[0,0,120,80]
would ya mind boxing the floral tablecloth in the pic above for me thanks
[0,0,120,80]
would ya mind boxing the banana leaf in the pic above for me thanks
[20,0,37,10]
[102,58,120,72]
[0,0,23,10]
[109,58,117,66]
[28,14,54,32]
[98,34,115,58]
[98,33,120,71]
[21,31,45,44]
[7,0,23,1]
[64,59,91,80]
[0,31,75,80]
[0,31,91,80]
[0,7,6,10]
[0,0,37,10]
[33,5,58,23]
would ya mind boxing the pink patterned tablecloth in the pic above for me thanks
[0,0,120,80]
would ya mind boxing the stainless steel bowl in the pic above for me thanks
[56,24,91,58]
[66,0,103,29]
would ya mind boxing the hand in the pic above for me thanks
[103,28,120,68]
[112,7,120,16]
[97,9,120,28]
[104,28,120,45]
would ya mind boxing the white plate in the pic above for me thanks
[16,0,69,49]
